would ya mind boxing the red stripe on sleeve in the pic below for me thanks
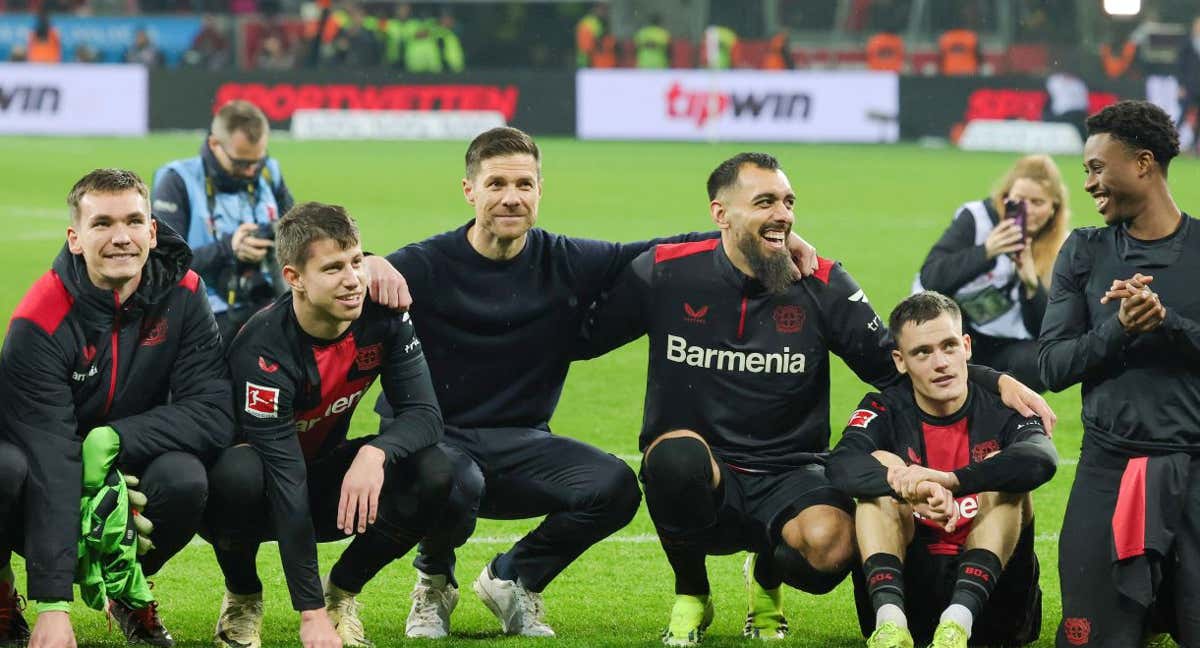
[812,256,835,285]
[178,270,201,293]
[11,270,73,334]
[654,239,721,264]
[1113,456,1149,560]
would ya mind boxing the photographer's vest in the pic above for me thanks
[155,156,283,315]
[912,200,1031,340]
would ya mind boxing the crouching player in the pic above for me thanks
[829,292,1057,648]
[205,202,451,648]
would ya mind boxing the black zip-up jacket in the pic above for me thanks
[230,294,441,611]
[0,222,232,602]
[1039,216,1200,456]
[828,383,1056,554]
[578,240,1004,470]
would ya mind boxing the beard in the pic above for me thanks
[736,232,794,296]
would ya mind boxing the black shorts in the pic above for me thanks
[674,462,853,555]
[853,521,1042,646]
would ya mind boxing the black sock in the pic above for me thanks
[214,545,263,595]
[753,552,782,591]
[491,551,519,583]
[661,536,709,596]
[950,548,1002,619]
[863,553,905,613]
[330,529,411,594]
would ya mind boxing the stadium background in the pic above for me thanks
[3,0,1200,645]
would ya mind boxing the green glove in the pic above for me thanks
[81,426,120,496]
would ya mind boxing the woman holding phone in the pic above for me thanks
[914,154,1071,392]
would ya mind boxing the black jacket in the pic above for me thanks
[230,294,441,611]
[0,221,232,602]
[578,240,1004,471]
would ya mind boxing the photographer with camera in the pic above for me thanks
[152,100,294,346]
[913,155,1071,392]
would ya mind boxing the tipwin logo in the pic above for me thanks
[665,82,812,128]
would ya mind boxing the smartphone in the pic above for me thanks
[1004,198,1027,241]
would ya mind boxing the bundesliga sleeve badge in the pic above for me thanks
[847,409,878,428]
[245,382,280,419]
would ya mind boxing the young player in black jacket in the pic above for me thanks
[204,202,449,648]
[577,153,1055,646]
[0,169,233,647]
[1041,101,1200,647]
[828,292,1056,648]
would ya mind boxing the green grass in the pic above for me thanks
[1,136,1197,647]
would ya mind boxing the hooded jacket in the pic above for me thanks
[0,220,232,602]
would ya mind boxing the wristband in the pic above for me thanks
[36,600,71,615]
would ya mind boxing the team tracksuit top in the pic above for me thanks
[378,222,717,430]
[229,293,441,610]
[828,383,1056,554]
[0,224,232,602]
[578,239,1003,471]
[1039,214,1200,456]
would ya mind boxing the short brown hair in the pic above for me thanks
[888,291,961,345]
[465,126,540,178]
[276,202,361,269]
[67,168,150,223]
[211,99,269,143]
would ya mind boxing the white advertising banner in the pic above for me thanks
[0,63,147,136]
[577,69,899,142]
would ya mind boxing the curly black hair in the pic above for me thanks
[1085,100,1180,175]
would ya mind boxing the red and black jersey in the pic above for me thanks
[579,239,901,471]
[828,382,1056,554]
[0,222,231,602]
[229,292,441,611]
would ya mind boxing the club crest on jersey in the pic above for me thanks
[245,382,280,419]
[773,305,805,334]
[1063,618,1090,646]
[139,318,167,347]
[847,409,877,428]
[356,344,383,371]
[683,303,708,324]
[971,439,1001,462]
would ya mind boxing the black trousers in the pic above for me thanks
[969,332,1045,393]
[409,426,641,591]
[203,439,451,594]
[0,439,208,578]
[1057,446,1200,647]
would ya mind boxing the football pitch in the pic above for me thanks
[1,135,1197,647]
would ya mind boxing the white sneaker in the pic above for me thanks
[214,590,263,648]
[406,570,459,639]
[472,564,555,637]
[324,578,374,647]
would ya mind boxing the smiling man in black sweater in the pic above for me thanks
[360,127,823,639]
[1042,101,1200,647]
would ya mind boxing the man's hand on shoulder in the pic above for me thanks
[997,374,1056,436]
[299,608,342,648]
[337,444,386,535]
[786,232,817,278]
[363,256,412,311]
[29,610,76,648]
